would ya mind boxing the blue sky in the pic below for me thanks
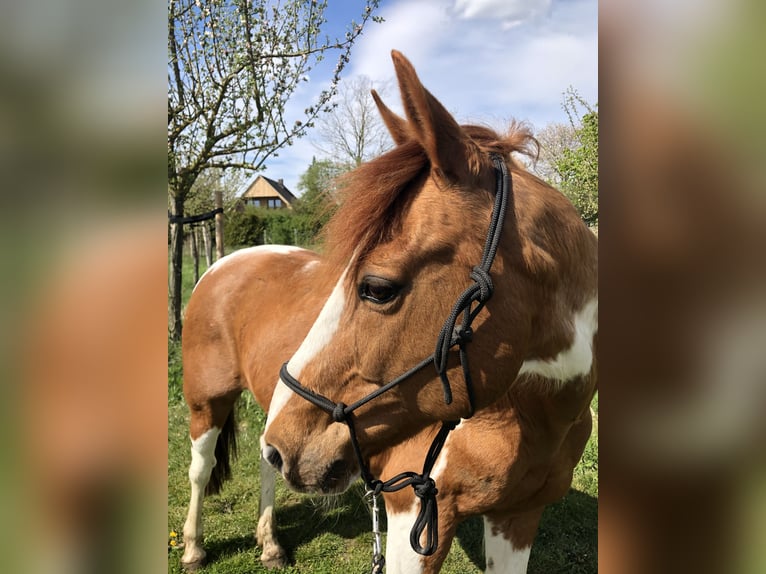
[259,0,597,193]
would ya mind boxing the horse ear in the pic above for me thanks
[390,50,479,182]
[371,89,410,145]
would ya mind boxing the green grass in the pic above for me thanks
[168,251,597,573]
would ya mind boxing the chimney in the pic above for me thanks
[278,178,284,187]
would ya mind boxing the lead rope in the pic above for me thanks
[278,153,511,569]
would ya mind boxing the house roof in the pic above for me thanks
[240,175,297,204]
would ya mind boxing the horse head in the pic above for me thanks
[262,51,597,495]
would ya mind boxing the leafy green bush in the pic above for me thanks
[224,204,328,249]
[224,206,265,247]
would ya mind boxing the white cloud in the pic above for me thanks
[454,0,552,27]
[346,0,596,126]
[349,1,452,83]
[260,0,597,194]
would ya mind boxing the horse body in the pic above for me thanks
[181,245,332,567]
[183,245,328,419]
[181,246,596,573]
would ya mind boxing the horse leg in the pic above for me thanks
[482,508,543,574]
[421,522,458,574]
[181,396,238,570]
[256,434,287,568]
[383,497,458,574]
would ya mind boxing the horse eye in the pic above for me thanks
[359,276,401,304]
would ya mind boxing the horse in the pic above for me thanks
[180,246,596,573]
[180,50,597,572]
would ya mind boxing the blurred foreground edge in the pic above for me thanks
[600,0,766,572]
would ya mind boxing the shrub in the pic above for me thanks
[224,206,265,247]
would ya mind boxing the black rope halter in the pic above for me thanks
[279,153,511,559]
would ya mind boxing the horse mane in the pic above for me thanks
[322,121,537,269]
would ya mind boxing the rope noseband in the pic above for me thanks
[279,153,510,562]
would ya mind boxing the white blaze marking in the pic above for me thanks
[386,503,424,574]
[264,265,350,433]
[519,296,598,382]
[193,244,307,293]
[483,517,531,573]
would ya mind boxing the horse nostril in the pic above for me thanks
[263,444,283,472]
[321,459,350,492]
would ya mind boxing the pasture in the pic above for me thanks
[167,254,597,573]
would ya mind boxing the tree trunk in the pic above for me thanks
[169,192,184,341]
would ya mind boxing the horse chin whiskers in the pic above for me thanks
[280,460,359,496]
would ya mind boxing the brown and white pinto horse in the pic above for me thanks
[181,51,597,572]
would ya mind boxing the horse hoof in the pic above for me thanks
[181,559,205,572]
[260,548,287,569]
[181,549,206,572]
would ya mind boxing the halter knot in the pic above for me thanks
[454,326,473,345]
[332,402,348,423]
[408,474,440,556]
[470,266,494,302]
[413,476,438,498]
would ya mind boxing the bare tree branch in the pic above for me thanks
[312,75,393,166]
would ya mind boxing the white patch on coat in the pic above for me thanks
[483,517,531,573]
[187,427,220,481]
[302,259,320,272]
[385,503,424,574]
[264,264,349,433]
[519,296,597,382]
[381,422,462,573]
[193,245,306,292]
[429,420,463,481]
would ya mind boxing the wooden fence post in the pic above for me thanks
[191,227,200,284]
[215,190,225,260]
[201,224,213,267]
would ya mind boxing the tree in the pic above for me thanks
[182,169,245,268]
[289,158,348,244]
[554,89,598,226]
[168,0,382,340]
[312,75,393,166]
[555,107,598,225]
[534,88,598,226]
[533,121,578,185]
[186,169,242,212]
[296,157,347,211]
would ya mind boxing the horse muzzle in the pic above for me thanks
[262,441,359,495]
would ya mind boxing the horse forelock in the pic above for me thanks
[322,122,538,273]
[322,140,427,273]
